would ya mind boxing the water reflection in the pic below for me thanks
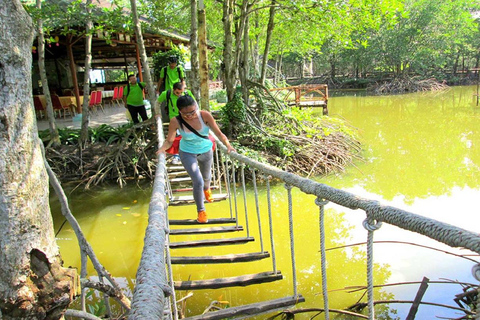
[320,86,480,203]
[52,86,480,319]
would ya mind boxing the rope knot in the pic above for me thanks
[362,218,382,232]
[284,183,293,191]
[315,197,329,207]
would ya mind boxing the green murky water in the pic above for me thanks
[53,85,480,319]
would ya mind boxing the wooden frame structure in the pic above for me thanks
[270,84,329,115]
[33,29,190,114]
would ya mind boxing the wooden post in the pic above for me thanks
[66,35,81,113]
[406,277,429,320]
[198,0,209,110]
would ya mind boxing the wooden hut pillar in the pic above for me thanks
[66,35,81,113]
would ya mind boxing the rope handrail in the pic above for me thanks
[129,131,480,319]
[215,142,480,255]
[129,116,170,319]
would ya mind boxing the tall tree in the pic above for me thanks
[36,0,60,146]
[80,0,94,148]
[222,0,236,101]
[259,0,275,85]
[198,0,210,109]
[0,0,76,318]
[129,0,157,116]
[190,0,201,100]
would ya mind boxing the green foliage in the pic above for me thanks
[39,123,134,146]
[209,99,223,111]
[23,0,133,38]
[104,69,127,83]
[219,92,247,137]
[215,90,227,103]
[85,290,106,317]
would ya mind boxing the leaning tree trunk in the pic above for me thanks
[239,11,250,105]
[233,0,249,75]
[190,0,200,101]
[222,0,236,101]
[260,0,276,85]
[80,0,93,148]
[0,1,76,319]
[130,0,157,117]
[36,0,60,146]
[198,0,210,110]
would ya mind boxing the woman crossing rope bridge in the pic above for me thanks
[157,95,235,223]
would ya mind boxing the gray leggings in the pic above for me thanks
[179,149,213,212]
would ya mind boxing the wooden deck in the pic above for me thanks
[270,84,328,115]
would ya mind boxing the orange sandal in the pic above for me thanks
[197,210,208,223]
[204,189,213,203]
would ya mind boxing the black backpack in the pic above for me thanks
[159,66,184,92]
[165,89,189,117]
[126,82,144,97]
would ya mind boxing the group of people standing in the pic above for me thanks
[124,55,235,224]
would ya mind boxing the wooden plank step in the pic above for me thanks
[171,252,270,264]
[169,218,236,225]
[169,193,228,205]
[170,225,243,235]
[169,237,255,249]
[174,271,283,290]
[183,295,305,320]
[168,170,188,177]
[171,185,219,193]
[298,100,326,105]
[167,165,185,171]
[169,177,192,183]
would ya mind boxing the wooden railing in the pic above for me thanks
[269,84,328,114]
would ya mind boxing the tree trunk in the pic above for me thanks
[130,0,157,117]
[233,0,249,74]
[240,12,250,105]
[260,0,276,85]
[190,0,200,100]
[36,0,60,146]
[222,0,236,101]
[80,0,93,148]
[453,54,460,76]
[198,1,210,110]
[252,14,260,78]
[0,1,76,318]
[330,55,336,80]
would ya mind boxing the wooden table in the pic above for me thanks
[101,90,114,98]
[34,95,84,115]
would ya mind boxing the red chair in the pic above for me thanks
[51,94,71,119]
[94,90,104,112]
[110,87,119,107]
[88,91,97,113]
[33,96,45,119]
[117,86,124,107]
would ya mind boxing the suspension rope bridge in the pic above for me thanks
[128,116,480,319]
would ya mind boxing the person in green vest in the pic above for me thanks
[157,82,195,120]
[156,55,185,94]
[123,74,148,123]
[158,81,195,164]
